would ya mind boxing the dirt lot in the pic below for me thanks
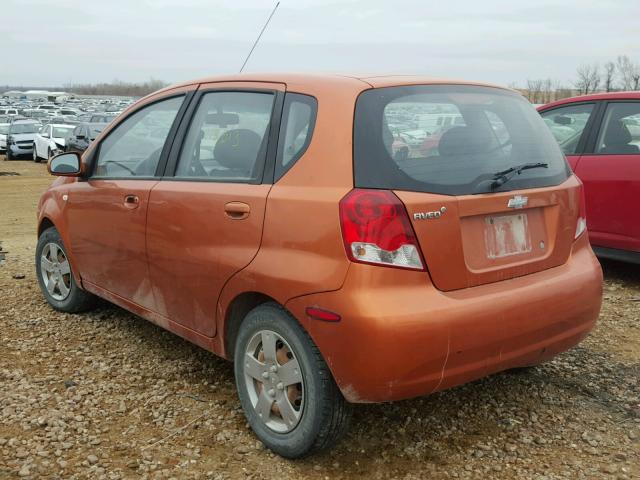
[0,158,638,479]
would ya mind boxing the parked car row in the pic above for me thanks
[1,119,108,160]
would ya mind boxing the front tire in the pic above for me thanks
[33,145,40,163]
[234,303,351,458]
[36,227,97,312]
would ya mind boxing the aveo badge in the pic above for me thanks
[413,207,447,220]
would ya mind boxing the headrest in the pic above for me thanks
[213,129,262,171]
[438,126,492,156]
[603,120,632,146]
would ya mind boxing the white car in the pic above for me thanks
[33,123,75,162]
[0,123,9,152]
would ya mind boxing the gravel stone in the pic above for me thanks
[0,160,638,479]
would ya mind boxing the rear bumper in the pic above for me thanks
[286,234,603,403]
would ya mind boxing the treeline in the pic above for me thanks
[62,78,169,97]
[519,55,639,103]
[1,78,169,98]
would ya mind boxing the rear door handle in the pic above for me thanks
[124,194,139,209]
[224,201,250,220]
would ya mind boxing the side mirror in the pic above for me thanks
[48,152,82,176]
[554,115,573,126]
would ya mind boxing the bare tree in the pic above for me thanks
[616,55,640,90]
[603,61,616,92]
[526,79,544,103]
[575,64,600,94]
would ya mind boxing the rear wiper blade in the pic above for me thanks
[490,162,548,190]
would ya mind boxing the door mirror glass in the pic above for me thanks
[49,152,81,176]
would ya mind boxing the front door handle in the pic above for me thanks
[124,194,139,209]
[224,201,250,220]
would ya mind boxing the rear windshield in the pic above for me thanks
[354,85,569,195]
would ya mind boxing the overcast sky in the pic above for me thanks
[3,0,639,88]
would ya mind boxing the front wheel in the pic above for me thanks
[36,227,97,312]
[33,145,40,162]
[234,303,351,458]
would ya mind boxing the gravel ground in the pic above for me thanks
[1,159,638,479]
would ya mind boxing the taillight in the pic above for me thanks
[575,182,587,239]
[339,189,424,270]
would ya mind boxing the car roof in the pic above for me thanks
[156,73,511,96]
[539,91,640,110]
[81,122,108,127]
[49,124,76,128]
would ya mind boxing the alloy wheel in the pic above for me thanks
[40,243,72,301]
[243,330,304,433]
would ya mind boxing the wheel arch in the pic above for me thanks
[222,291,278,361]
[38,217,55,237]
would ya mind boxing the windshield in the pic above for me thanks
[52,126,74,138]
[10,123,39,134]
[354,85,569,195]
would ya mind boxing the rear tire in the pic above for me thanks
[36,227,97,313]
[234,303,351,458]
[6,148,12,160]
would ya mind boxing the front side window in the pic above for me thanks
[540,103,594,155]
[275,93,317,180]
[595,102,640,155]
[175,91,274,182]
[93,96,183,178]
[355,85,569,195]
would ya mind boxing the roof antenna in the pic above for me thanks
[239,1,280,73]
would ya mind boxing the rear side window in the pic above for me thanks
[175,91,275,182]
[595,102,640,155]
[354,85,569,195]
[275,93,317,181]
[540,103,594,155]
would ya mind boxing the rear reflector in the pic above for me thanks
[305,307,341,322]
[339,189,424,270]
[575,180,587,239]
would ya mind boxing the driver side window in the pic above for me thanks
[93,96,184,178]
[540,103,594,155]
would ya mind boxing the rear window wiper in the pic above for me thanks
[490,162,548,190]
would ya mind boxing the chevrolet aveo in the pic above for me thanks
[36,74,603,458]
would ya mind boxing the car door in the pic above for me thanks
[574,100,640,253]
[63,88,193,308]
[146,83,285,337]
[36,125,48,157]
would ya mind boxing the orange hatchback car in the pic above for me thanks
[37,74,603,458]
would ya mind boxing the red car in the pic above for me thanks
[538,92,640,263]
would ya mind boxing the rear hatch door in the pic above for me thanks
[353,83,580,290]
